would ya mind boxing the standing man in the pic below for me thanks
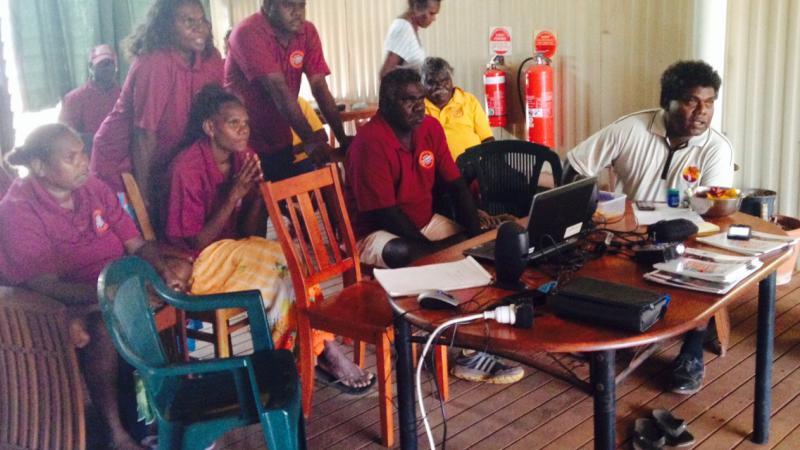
[565,60,735,394]
[59,45,121,148]
[421,56,494,160]
[225,0,350,182]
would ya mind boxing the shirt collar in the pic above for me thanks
[197,137,242,185]
[650,108,711,148]
[424,86,466,113]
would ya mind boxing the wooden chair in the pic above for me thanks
[261,164,449,447]
[121,173,189,357]
[0,287,85,450]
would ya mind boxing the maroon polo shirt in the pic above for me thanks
[345,113,461,238]
[0,176,140,285]
[165,138,254,254]
[59,80,121,136]
[225,13,330,155]
[90,48,224,192]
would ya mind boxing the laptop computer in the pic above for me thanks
[464,177,598,263]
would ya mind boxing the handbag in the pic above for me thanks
[550,277,670,332]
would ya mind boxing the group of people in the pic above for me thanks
[0,0,736,448]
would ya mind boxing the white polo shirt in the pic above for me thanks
[566,109,735,201]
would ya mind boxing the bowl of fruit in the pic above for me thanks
[689,186,742,218]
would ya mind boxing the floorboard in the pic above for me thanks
[212,274,800,449]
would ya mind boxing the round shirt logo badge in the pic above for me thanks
[418,150,435,169]
[289,50,305,69]
[93,209,109,233]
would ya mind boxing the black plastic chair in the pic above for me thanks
[456,140,563,217]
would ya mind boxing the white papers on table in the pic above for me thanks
[633,204,705,226]
[373,256,493,297]
[696,231,798,256]
[645,248,763,294]
[653,248,762,283]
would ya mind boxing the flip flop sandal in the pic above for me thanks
[633,418,666,450]
[315,365,375,395]
[652,409,695,447]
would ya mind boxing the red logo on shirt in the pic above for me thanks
[289,50,305,69]
[93,210,109,233]
[418,150,435,169]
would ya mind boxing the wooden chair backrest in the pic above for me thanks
[121,172,156,241]
[260,164,361,308]
[0,287,85,450]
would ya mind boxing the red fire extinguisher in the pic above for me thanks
[523,53,554,148]
[483,55,506,128]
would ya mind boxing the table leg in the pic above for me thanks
[394,313,417,450]
[753,271,776,444]
[591,350,616,450]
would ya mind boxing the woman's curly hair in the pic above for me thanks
[124,0,214,59]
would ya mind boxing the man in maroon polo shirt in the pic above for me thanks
[345,68,482,268]
[225,0,351,182]
[346,68,524,384]
[59,45,121,148]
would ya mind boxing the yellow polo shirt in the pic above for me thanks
[425,87,494,160]
[291,97,326,162]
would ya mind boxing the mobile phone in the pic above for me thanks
[727,224,752,240]
[636,200,656,211]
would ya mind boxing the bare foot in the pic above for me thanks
[318,340,374,389]
[68,318,91,349]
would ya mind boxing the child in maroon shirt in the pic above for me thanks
[1,124,190,450]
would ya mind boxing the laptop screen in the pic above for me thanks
[525,177,598,253]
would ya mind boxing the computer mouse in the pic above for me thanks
[417,290,459,310]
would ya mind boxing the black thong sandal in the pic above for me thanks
[633,418,666,450]
[315,365,375,395]
[652,409,695,447]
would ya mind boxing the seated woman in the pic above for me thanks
[164,84,374,392]
[0,124,190,450]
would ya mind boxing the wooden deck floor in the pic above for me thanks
[216,274,800,450]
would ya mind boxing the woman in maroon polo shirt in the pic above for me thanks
[164,84,375,393]
[90,0,223,220]
[0,124,190,450]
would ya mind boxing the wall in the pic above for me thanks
[214,0,694,155]
[724,0,800,217]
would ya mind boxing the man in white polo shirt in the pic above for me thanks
[565,60,735,395]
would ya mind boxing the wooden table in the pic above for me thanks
[389,206,791,450]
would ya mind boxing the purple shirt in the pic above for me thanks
[165,138,255,253]
[0,177,140,285]
[225,13,330,155]
[91,49,224,192]
[59,80,121,136]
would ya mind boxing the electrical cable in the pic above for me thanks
[415,307,520,449]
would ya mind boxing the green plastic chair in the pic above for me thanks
[97,256,305,450]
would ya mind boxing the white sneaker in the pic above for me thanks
[451,350,524,384]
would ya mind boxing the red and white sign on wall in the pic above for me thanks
[534,30,557,59]
[488,26,512,57]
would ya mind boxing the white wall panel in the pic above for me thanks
[725,0,800,217]
[216,0,695,156]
